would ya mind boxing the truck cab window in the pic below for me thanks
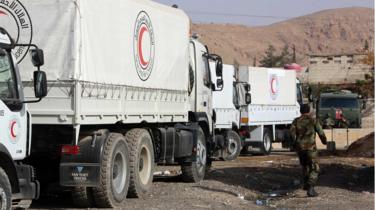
[202,56,211,87]
[0,49,18,102]
[233,82,239,108]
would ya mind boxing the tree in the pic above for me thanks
[259,44,293,67]
[278,45,293,65]
[259,45,277,67]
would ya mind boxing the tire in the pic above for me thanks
[0,167,11,210]
[261,128,272,155]
[92,133,130,208]
[125,129,154,198]
[71,187,95,208]
[181,127,206,183]
[222,130,242,161]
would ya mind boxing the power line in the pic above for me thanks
[186,10,293,20]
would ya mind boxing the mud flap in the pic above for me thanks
[59,130,110,187]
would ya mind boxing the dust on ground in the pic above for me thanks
[31,150,374,210]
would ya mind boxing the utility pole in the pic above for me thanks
[292,44,296,63]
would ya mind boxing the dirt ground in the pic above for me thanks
[31,149,374,210]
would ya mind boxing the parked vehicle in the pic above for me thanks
[316,91,363,128]
[211,64,251,160]
[0,27,47,209]
[238,66,302,154]
[16,0,223,208]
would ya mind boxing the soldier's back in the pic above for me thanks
[294,115,317,151]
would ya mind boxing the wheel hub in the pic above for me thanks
[139,146,151,185]
[0,187,7,210]
[112,151,127,194]
[197,141,207,168]
[227,138,237,155]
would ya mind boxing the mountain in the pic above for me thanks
[192,7,374,66]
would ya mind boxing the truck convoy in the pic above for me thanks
[0,0,224,208]
[0,28,47,209]
[316,91,363,128]
[211,64,251,160]
[238,67,302,154]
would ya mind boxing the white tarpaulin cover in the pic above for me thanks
[4,0,190,91]
[239,67,297,105]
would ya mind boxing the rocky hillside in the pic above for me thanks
[192,7,374,66]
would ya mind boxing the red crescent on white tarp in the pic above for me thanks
[138,26,149,68]
[271,77,277,94]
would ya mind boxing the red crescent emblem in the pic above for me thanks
[0,10,7,16]
[10,121,17,138]
[138,26,149,68]
[271,78,277,94]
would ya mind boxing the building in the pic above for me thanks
[307,53,373,84]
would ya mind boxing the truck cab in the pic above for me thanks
[211,64,251,160]
[0,27,47,209]
[317,91,362,128]
[189,37,224,156]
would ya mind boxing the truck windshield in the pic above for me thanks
[320,97,359,109]
[0,49,18,101]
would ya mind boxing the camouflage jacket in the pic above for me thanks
[290,114,327,151]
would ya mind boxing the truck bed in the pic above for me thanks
[24,80,189,125]
[16,0,191,125]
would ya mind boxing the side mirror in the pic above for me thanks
[216,58,223,77]
[245,93,251,105]
[30,49,44,67]
[216,78,223,89]
[244,84,251,92]
[34,71,47,98]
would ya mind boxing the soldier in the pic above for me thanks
[290,104,327,197]
[323,113,335,129]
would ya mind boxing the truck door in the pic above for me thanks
[189,41,213,133]
[0,50,27,160]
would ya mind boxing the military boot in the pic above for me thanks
[307,186,318,197]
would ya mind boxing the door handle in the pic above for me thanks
[203,101,207,107]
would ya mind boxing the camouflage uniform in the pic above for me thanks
[290,114,327,188]
[323,114,335,129]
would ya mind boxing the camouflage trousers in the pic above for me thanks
[297,149,320,187]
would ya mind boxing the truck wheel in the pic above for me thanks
[0,167,11,210]
[72,187,95,208]
[92,133,130,208]
[125,129,154,198]
[222,130,241,161]
[181,127,206,183]
[261,128,272,155]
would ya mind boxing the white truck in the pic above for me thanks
[238,66,302,154]
[211,64,251,160]
[8,0,223,208]
[0,28,47,209]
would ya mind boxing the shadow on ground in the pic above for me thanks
[204,163,374,194]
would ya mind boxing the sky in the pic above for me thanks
[153,0,374,26]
